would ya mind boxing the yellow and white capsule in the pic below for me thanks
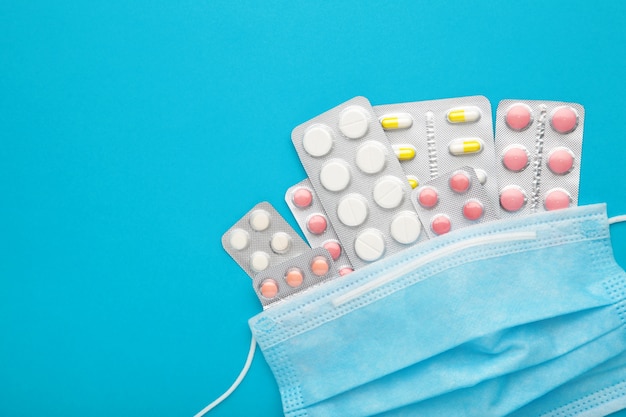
[392,144,416,161]
[446,106,481,124]
[407,176,419,189]
[448,138,483,155]
[379,113,413,130]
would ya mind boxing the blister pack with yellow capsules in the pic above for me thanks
[291,96,427,269]
[374,96,498,205]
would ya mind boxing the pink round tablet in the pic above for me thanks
[449,172,471,193]
[547,147,574,175]
[259,279,279,299]
[307,214,327,235]
[431,214,451,236]
[500,186,526,212]
[550,106,578,134]
[544,189,571,211]
[292,187,313,208]
[311,255,330,276]
[339,267,354,276]
[463,200,484,221]
[505,104,532,131]
[323,240,342,261]
[285,268,304,288]
[502,145,529,172]
[418,187,438,208]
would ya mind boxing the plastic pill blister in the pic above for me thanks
[411,167,499,238]
[221,201,310,278]
[253,247,337,308]
[374,96,498,204]
[285,179,354,276]
[291,96,426,268]
[494,100,584,216]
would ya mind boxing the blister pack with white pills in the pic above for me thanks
[411,167,499,238]
[291,96,426,268]
[221,202,310,278]
[374,96,498,203]
[494,100,584,216]
[253,247,337,308]
[285,179,354,276]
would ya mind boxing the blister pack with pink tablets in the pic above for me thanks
[374,96,498,203]
[253,247,337,308]
[221,202,310,278]
[412,167,499,238]
[285,179,354,276]
[495,100,584,216]
[291,96,426,268]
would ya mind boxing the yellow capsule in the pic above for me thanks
[392,144,416,161]
[407,177,419,189]
[379,113,413,130]
[448,138,483,155]
[446,106,481,124]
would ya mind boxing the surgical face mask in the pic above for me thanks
[197,204,626,417]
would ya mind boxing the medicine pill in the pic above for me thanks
[505,103,532,131]
[356,141,387,174]
[339,106,369,139]
[373,176,405,209]
[502,144,530,172]
[311,255,330,276]
[417,187,439,208]
[249,209,271,231]
[270,232,292,254]
[259,279,279,299]
[250,251,270,272]
[285,268,304,287]
[431,215,451,235]
[449,171,471,193]
[499,185,527,213]
[306,214,327,235]
[323,240,342,261]
[379,113,413,130]
[446,106,481,123]
[337,194,369,227]
[292,187,313,208]
[448,138,483,155]
[463,200,484,221]
[544,188,571,211]
[354,229,385,262]
[228,228,249,251]
[392,144,417,161]
[550,106,578,134]
[390,211,422,245]
[320,160,351,192]
[547,147,574,175]
[302,125,334,157]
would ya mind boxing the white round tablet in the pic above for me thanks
[229,228,249,251]
[355,141,387,174]
[475,168,487,185]
[390,211,422,244]
[337,194,368,227]
[302,125,334,157]
[249,209,271,231]
[373,176,405,209]
[354,229,385,262]
[270,232,292,254]
[250,251,270,272]
[338,106,369,139]
[320,160,351,192]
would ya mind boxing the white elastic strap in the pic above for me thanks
[194,335,257,417]
[609,215,626,225]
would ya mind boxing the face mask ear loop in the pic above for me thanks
[609,215,626,225]
[194,335,257,417]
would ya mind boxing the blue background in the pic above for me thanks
[2,1,626,416]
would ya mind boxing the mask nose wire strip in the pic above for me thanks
[609,215,626,225]
[194,335,257,417]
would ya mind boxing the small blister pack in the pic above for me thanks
[373,96,498,204]
[411,167,499,238]
[221,201,310,278]
[291,96,426,268]
[494,100,584,216]
[252,247,337,308]
[285,179,354,276]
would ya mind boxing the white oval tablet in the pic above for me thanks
[302,125,333,157]
[475,168,487,185]
[373,176,405,209]
[249,209,271,231]
[250,251,270,272]
[320,160,351,192]
[337,194,368,227]
[355,141,387,174]
[338,106,369,139]
[354,229,385,262]
[390,211,422,244]
[229,228,249,250]
[270,232,292,254]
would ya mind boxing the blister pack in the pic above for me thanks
[494,100,584,216]
[291,96,426,268]
[221,202,310,278]
[285,179,354,276]
[373,96,498,203]
[411,167,499,238]
[252,247,337,308]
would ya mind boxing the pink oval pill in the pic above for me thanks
[544,189,571,211]
[323,240,342,261]
[285,268,304,288]
[259,279,279,299]
[292,187,313,208]
[463,200,484,221]
[551,107,578,134]
[449,172,471,193]
[500,186,526,212]
[307,214,327,235]
[339,267,354,276]
[418,187,438,208]
[505,104,532,131]
[502,145,529,172]
[431,214,451,236]
[311,255,330,276]
[547,148,574,175]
